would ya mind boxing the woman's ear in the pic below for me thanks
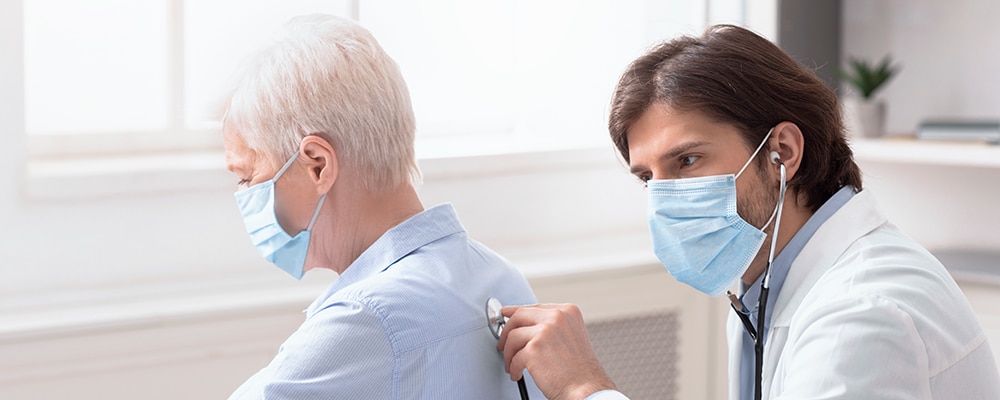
[769,121,804,181]
[299,135,338,195]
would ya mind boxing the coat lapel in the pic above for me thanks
[760,190,888,396]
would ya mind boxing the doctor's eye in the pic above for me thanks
[680,155,700,167]
[636,175,652,189]
[237,178,250,187]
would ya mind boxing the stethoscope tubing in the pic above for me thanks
[486,297,530,400]
[517,378,529,399]
[734,162,786,400]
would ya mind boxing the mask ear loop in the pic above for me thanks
[274,151,302,181]
[275,150,327,232]
[738,128,781,231]
[306,194,327,231]
[736,128,775,179]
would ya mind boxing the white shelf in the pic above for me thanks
[934,249,1000,286]
[851,137,1000,168]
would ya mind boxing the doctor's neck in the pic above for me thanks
[740,190,813,285]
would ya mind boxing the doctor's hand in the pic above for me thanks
[498,303,616,400]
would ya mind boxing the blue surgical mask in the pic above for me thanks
[234,151,327,279]
[646,129,776,296]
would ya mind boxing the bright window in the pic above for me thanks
[24,0,727,157]
[25,0,171,135]
[24,0,353,157]
[364,0,714,148]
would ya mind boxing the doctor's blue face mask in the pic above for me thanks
[234,151,327,279]
[646,129,778,296]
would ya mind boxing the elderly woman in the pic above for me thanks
[222,14,540,399]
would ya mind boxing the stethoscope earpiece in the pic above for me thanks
[769,151,781,164]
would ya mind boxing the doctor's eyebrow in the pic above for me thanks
[629,140,711,175]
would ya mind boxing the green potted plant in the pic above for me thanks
[840,55,899,138]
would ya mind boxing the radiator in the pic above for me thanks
[588,310,680,400]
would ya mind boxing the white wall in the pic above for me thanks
[842,0,1000,254]
[0,0,25,265]
[856,158,1000,253]
[843,0,1000,135]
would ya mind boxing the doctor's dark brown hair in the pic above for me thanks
[608,24,862,212]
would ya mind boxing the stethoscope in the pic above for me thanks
[727,154,786,400]
[486,297,530,400]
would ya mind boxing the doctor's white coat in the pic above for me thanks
[727,190,1000,399]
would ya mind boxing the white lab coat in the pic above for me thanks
[727,190,1000,399]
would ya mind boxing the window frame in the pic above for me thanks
[24,0,361,160]
[17,0,771,201]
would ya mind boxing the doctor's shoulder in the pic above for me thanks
[784,223,990,372]
[798,223,968,314]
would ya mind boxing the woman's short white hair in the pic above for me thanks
[225,14,420,191]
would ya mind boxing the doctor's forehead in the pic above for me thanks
[627,107,709,154]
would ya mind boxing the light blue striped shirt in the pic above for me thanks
[229,203,543,399]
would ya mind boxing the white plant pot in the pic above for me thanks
[843,98,887,138]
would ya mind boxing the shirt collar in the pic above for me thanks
[305,203,465,316]
[738,185,857,313]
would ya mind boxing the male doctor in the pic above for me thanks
[497,25,1000,399]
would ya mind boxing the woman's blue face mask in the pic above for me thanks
[233,151,326,279]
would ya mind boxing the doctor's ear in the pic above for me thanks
[768,122,803,180]
[299,135,339,194]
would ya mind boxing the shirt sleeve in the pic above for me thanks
[228,299,395,400]
[774,295,931,399]
[585,390,631,400]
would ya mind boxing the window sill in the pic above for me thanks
[24,134,620,201]
[25,151,232,201]
[0,231,656,344]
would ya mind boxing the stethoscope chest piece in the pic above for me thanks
[486,297,505,339]
[485,297,530,400]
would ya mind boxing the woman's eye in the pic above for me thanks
[237,178,250,187]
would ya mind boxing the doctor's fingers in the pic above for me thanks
[501,303,581,319]
[497,304,542,351]
[500,322,541,380]
[496,304,527,351]
[499,305,589,372]
[500,306,617,399]
[497,304,585,352]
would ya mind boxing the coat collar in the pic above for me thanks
[769,189,887,327]
[727,189,889,400]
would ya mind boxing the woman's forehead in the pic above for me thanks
[223,127,260,171]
